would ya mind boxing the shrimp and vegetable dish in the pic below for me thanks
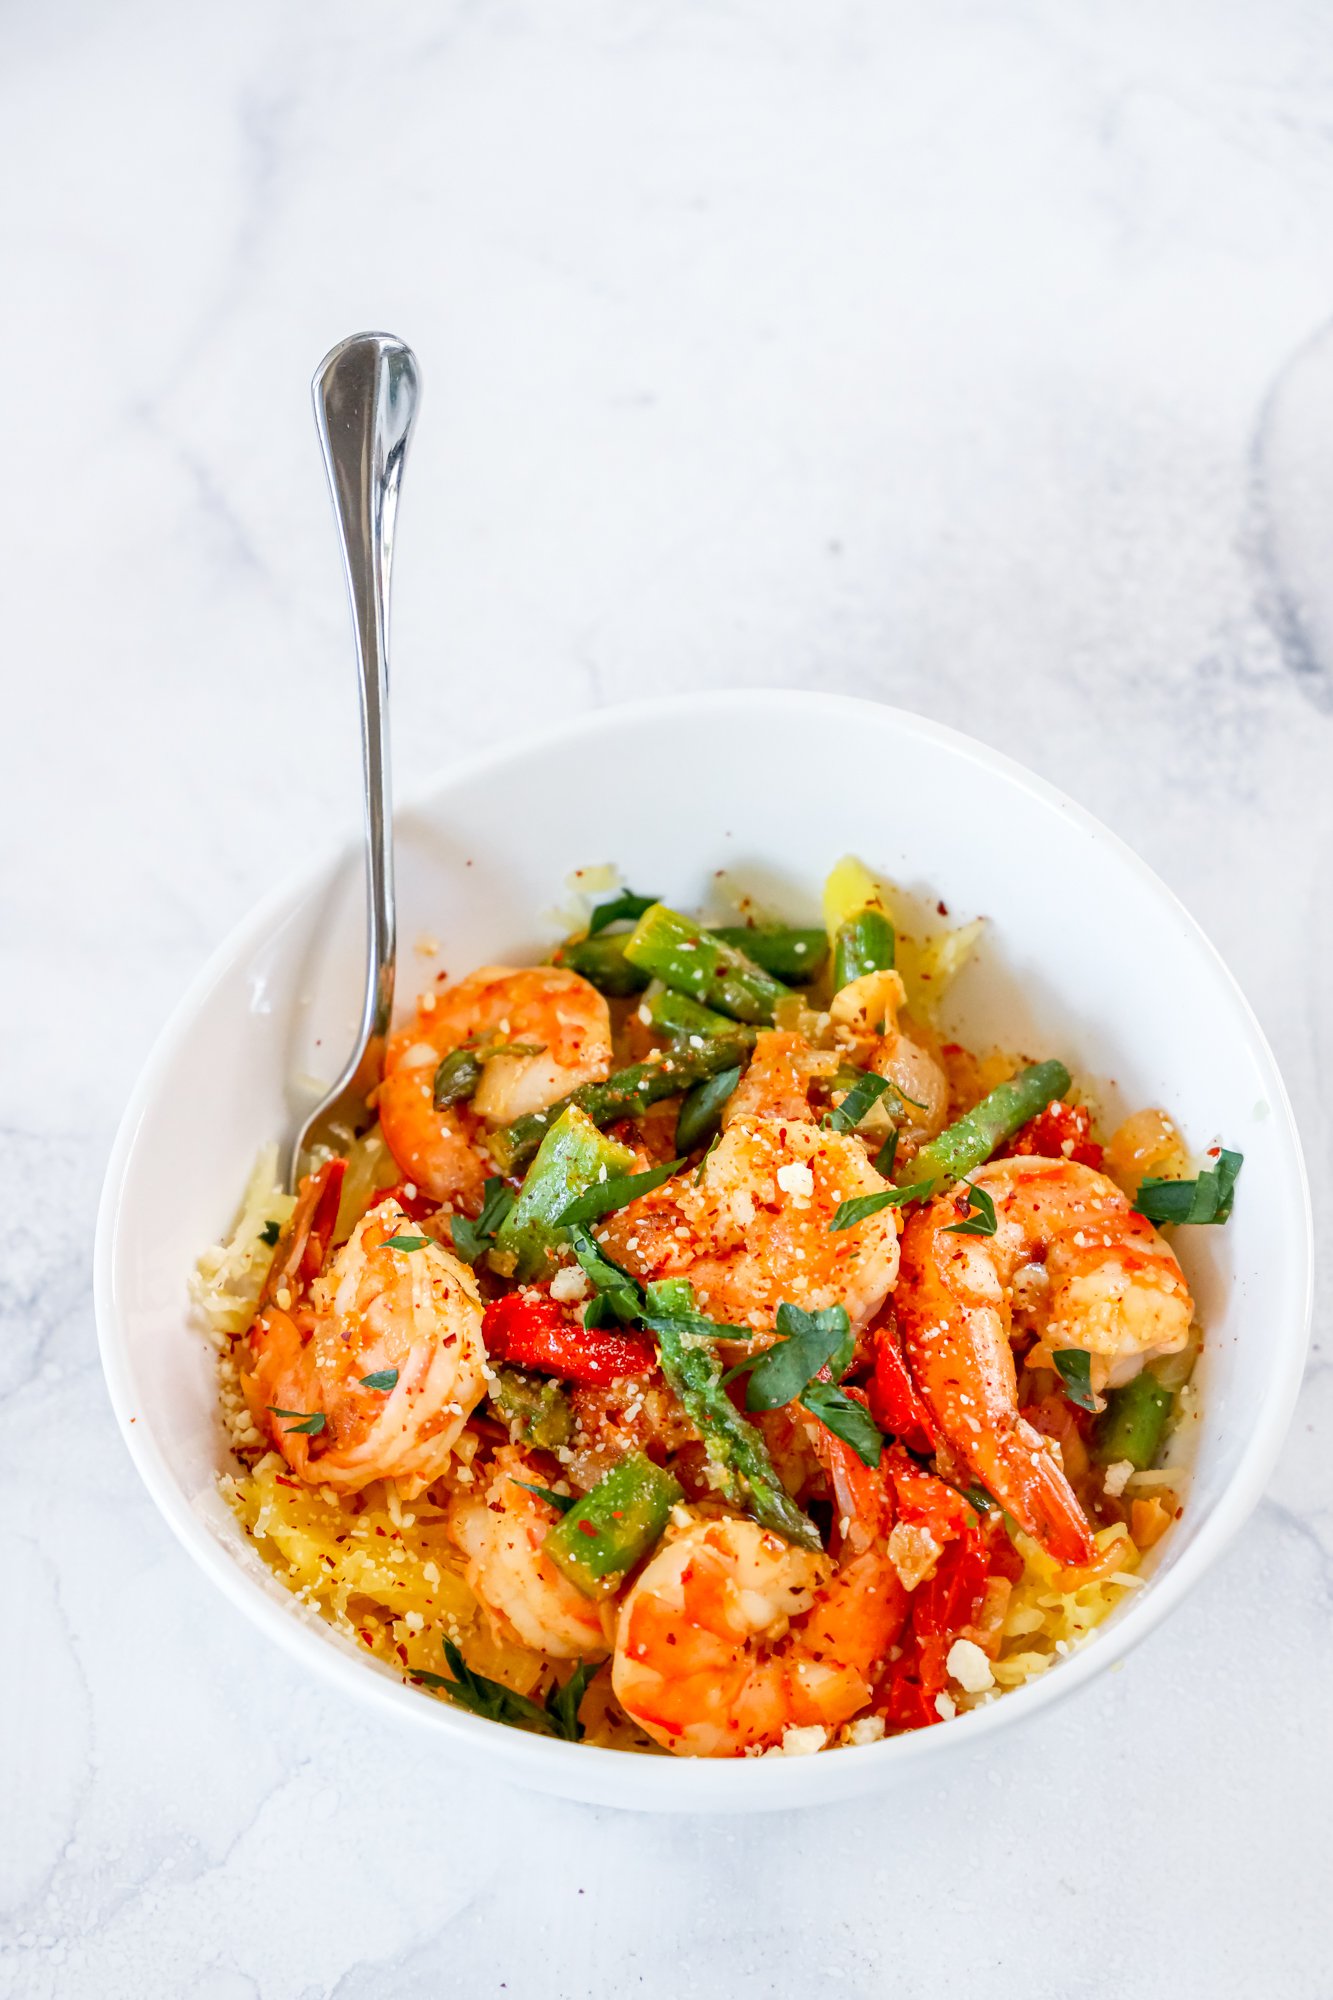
[194,860,1240,1757]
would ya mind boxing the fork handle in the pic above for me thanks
[308,331,420,1139]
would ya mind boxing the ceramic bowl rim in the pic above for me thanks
[93,688,1313,1806]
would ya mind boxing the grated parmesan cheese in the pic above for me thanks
[946,1637,995,1694]
[775,1161,814,1202]
[765,1723,828,1757]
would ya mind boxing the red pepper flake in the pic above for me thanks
[358,1630,375,1649]
[577,1520,600,1538]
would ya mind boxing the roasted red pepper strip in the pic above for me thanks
[482,1291,656,1386]
[878,1448,997,1731]
[886,1445,974,1542]
[867,1324,937,1454]
[1001,1097,1103,1170]
[884,1663,940,1733]
[377,1180,440,1223]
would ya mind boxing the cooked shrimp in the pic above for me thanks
[722,1030,835,1128]
[612,1514,908,1757]
[602,1113,901,1330]
[242,1193,488,1497]
[378,966,612,1205]
[828,969,948,1145]
[447,1445,610,1660]
[896,1155,1194,1564]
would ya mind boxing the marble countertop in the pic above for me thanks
[5,1,1332,1993]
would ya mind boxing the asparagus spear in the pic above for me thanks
[560,925,826,995]
[708,924,828,982]
[559,934,650,996]
[433,1045,486,1107]
[622,904,793,1024]
[562,1232,820,1550]
[491,1035,753,1170]
[642,1279,821,1550]
[489,1368,574,1450]
[905,1060,1072,1193]
[544,1453,682,1596]
[676,1064,743,1152]
[492,1106,636,1282]
[645,989,754,1042]
[832,908,896,990]
[1093,1371,1174,1470]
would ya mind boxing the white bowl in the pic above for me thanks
[95,690,1311,1811]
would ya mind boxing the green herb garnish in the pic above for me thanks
[567,1225,647,1325]
[450,1177,516,1263]
[359,1369,400,1392]
[829,1180,934,1233]
[260,1219,282,1247]
[872,1129,899,1179]
[725,1303,855,1409]
[413,1639,589,1741]
[799,1382,885,1467]
[380,1234,429,1253]
[1052,1349,1099,1412]
[569,1227,752,1345]
[1135,1149,1242,1226]
[824,1069,891,1134]
[588,888,658,935]
[944,1183,998,1237]
[965,1483,995,1512]
[553,1157,684,1228]
[723,1302,885,1468]
[544,1659,592,1740]
[509,1478,577,1514]
[267,1406,327,1435]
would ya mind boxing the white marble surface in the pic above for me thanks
[4,0,1333,1992]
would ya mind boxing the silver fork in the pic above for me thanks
[288,331,421,1189]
